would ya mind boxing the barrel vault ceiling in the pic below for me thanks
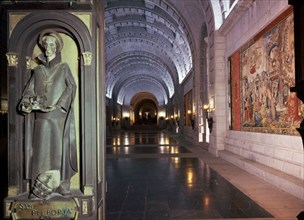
[105,0,194,106]
[105,0,237,106]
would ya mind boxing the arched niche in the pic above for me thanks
[6,11,95,198]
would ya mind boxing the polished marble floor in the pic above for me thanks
[106,157,272,219]
[106,130,303,220]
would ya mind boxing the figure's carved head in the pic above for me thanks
[38,29,63,53]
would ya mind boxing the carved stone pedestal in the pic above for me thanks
[4,192,94,220]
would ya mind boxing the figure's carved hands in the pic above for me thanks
[29,95,47,111]
[31,101,42,110]
[20,102,32,114]
[41,105,60,113]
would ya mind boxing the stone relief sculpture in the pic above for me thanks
[18,30,77,200]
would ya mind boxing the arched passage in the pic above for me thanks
[131,92,158,125]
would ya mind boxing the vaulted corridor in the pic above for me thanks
[1,0,304,219]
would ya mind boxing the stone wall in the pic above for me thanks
[226,131,303,179]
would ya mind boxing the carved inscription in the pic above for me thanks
[10,199,79,219]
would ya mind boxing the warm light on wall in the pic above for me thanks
[187,110,192,114]
[203,104,210,112]
[158,111,166,118]
[209,96,215,110]
[122,111,130,118]
[203,97,215,133]
[204,96,215,112]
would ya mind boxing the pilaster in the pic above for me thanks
[209,31,227,156]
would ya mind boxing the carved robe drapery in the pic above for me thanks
[20,52,77,184]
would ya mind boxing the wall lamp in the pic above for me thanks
[203,104,214,133]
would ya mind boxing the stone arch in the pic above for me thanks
[133,96,158,125]
[9,12,91,55]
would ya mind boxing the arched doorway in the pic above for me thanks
[131,92,158,125]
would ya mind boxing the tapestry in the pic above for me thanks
[240,12,303,135]
[184,90,192,126]
[230,51,241,130]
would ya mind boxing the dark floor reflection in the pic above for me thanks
[106,131,273,219]
[106,158,273,219]
[107,131,177,146]
[107,146,191,154]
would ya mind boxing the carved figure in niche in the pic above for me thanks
[19,30,77,200]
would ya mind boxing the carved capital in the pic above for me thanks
[8,186,19,196]
[6,52,19,67]
[82,51,93,66]
[83,185,94,196]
